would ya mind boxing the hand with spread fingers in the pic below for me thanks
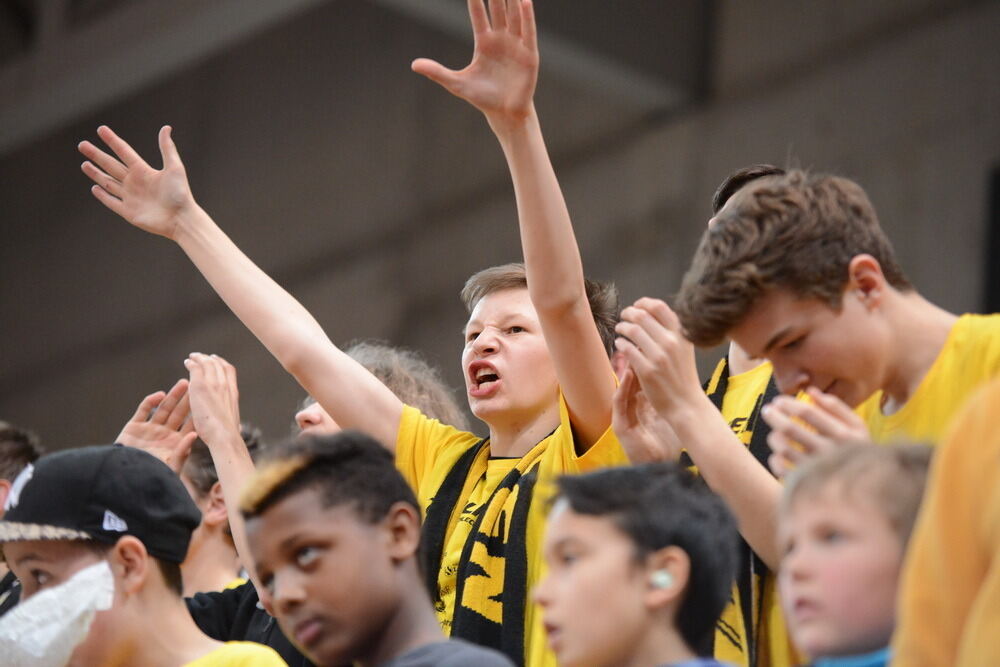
[78,125,195,240]
[116,378,197,474]
[184,353,243,451]
[761,387,873,477]
[613,297,705,418]
[612,354,683,464]
[412,0,538,131]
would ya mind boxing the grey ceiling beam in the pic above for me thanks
[374,0,693,111]
[0,0,331,156]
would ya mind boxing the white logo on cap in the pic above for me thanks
[5,464,33,511]
[102,510,128,532]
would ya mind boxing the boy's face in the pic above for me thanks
[778,484,902,657]
[247,488,401,667]
[295,399,341,438]
[462,288,559,423]
[728,288,889,407]
[4,539,122,666]
[534,501,653,667]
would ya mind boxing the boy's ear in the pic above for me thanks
[846,254,887,308]
[108,536,151,595]
[383,502,422,563]
[643,545,690,611]
[202,481,229,528]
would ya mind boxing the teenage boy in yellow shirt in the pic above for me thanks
[613,169,1000,583]
[77,1,625,663]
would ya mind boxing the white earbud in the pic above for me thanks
[650,570,674,590]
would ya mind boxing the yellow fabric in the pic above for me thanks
[183,641,287,666]
[704,359,802,667]
[396,395,628,667]
[856,313,1000,443]
[223,577,247,591]
[892,378,1000,666]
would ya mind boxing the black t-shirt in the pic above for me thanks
[186,580,314,667]
[380,639,515,667]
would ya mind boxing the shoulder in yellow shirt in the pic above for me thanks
[857,313,1000,443]
[183,641,286,666]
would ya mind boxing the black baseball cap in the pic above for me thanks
[0,445,201,564]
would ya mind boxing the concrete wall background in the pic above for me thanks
[2,0,998,449]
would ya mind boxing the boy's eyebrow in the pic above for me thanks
[762,326,794,355]
[13,552,45,567]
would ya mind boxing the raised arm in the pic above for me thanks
[182,354,262,594]
[615,298,783,569]
[412,0,614,448]
[79,126,403,448]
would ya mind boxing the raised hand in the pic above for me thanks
[761,388,872,477]
[612,354,683,463]
[184,353,243,451]
[116,378,197,473]
[79,125,194,240]
[613,298,706,419]
[412,0,538,128]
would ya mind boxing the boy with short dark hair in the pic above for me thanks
[0,445,285,666]
[778,444,931,666]
[239,431,515,667]
[533,463,738,667]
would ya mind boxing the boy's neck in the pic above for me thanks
[357,572,444,667]
[728,341,764,376]
[880,291,958,411]
[114,591,221,667]
[486,402,562,457]
[620,624,696,667]
[181,531,241,596]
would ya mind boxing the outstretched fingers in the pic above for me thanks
[96,125,144,168]
[468,0,491,36]
[78,140,128,182]
[410,58,461,92]
[152,378,189,425]
[488,0,507,30]
[129,391,166,422]
[81,161,124,199]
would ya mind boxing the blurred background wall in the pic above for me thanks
[1,0,998,449]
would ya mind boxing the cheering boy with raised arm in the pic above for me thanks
[78,1,624,664]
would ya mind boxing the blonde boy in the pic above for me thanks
[777,444,930,665]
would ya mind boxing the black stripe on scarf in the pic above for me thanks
[418,437,541,666]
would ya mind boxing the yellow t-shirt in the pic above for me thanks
[892,379,1000,667]
[705,358,801,667]
[856,313,1000,443]
[396,395,627,667]
[183,641,287,666]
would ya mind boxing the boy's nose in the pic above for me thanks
[472,328,500,354]
[774,364,809,396]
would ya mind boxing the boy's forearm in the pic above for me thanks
[172,205,331,374]
[204,431,259,585]
[493,109,587,313]
[669,396,782,569]
[170,206,404,447]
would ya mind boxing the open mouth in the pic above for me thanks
[468,361,501,394]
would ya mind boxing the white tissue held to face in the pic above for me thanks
[0,559,115,667]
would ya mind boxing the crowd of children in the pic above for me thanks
[1,1,997,665]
